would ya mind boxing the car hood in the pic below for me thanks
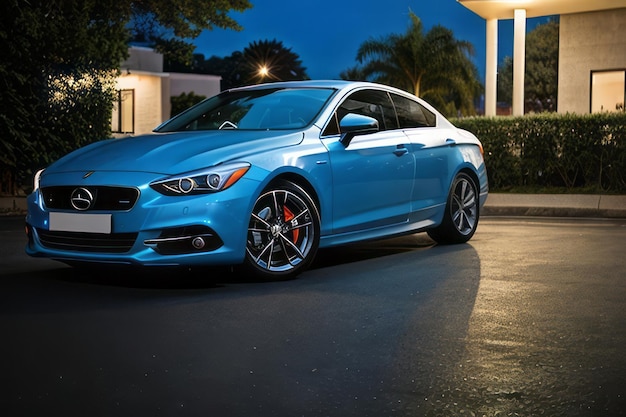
[46,130,305,175]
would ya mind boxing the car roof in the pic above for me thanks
[227,79,352,90]
[226,80,410,96]
[220,80,450,129]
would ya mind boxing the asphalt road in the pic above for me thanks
[1,216,625,417]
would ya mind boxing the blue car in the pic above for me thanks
[25,80,488,280]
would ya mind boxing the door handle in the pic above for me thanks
[394,145,408,156]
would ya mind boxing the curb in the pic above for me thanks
[481,206,625,218]
[481,193,626,219]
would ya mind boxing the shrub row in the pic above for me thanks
[452,112,626,193]
[3,112,624,196]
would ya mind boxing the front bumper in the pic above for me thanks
[25,178,260,268]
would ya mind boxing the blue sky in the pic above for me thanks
[193,0,552,83]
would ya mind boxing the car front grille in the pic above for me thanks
[41,186,139,211]
[36,228,137,253]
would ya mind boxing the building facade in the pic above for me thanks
[113,46,221,137]
[459,0,626,116]
[558,8,626,114]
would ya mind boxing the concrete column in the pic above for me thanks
[485,18,498,116]
[512,9,526,116]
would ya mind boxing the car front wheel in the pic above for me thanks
[427,172,479,244]
[244,180,320,280]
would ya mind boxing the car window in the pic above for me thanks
[156,87,335,132]
[323,89,398,136]
[390,93,436,128]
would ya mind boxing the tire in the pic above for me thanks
[427,172,479,244]
[244,180,320,280]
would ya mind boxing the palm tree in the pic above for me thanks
[348,10,481,117]
[238,39,309,85]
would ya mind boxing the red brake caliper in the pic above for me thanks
[283,206,299,243]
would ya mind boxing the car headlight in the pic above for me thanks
[150,162,250,196]
[33,169,45,192]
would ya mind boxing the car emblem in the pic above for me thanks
[83,171,95,179]
[70,187,94,211]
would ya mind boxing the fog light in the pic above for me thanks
[192,236,205,249]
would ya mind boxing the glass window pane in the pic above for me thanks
[591,70,625,113]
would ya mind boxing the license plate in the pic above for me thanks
[49,212,112,234]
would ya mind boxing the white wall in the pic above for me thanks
[169,72,221,98]
[115,71,165,135]
[121,46,163,73]
[115,47,222,135]
[558,9,626,113]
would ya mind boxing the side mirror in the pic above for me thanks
[339,113,379,147]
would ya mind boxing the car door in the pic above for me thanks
[321,89,415,235]
[390,92,451,214]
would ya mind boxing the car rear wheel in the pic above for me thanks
[244,180,320,280]
[427,172,479,244]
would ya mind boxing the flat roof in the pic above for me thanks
[457,0,626,20]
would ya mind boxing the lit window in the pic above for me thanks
[591,70,625,113]
[112,89,135,133]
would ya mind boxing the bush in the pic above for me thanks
[452,112,626,193]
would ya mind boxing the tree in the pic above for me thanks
[0,0,251,195]
[525,19,559,112]
[171,92,207,117]
[339,66,366,81]
[194,52,244,90]
[213,52,247,90]
[344,10,481,117]
[0,0,130,194]
[130,0,251,40]
[238,39,309,85]
[154,38,198,72]
[497,56,513,106]
[497,19,559,113]
[196,40,309,90]
[129,0,251,71]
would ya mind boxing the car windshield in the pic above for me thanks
[155,87,336,132]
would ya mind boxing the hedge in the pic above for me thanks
[452,112,626,193]
[4,112,625,196]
